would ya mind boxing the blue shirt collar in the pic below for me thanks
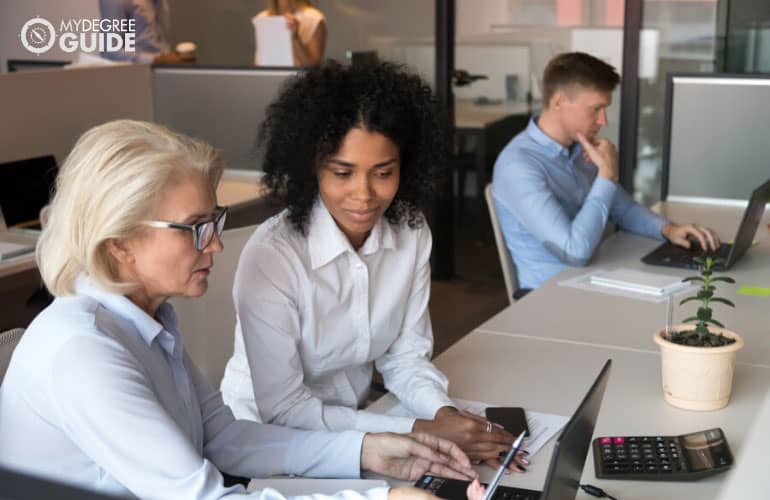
[526,115,584,162]
[75,275,181,357]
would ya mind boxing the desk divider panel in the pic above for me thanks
[0,64,153,166]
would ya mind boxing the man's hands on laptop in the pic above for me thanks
[662,223,720,252]
[413,407,528,472]
[576,133,619,182]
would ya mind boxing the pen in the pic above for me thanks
[482,430,527,500]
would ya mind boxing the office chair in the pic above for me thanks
[484,183,519,303]
[0,328,25,384]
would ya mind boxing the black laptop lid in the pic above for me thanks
[0,156,57,228]
[725,178,770,267]
[540,360,612,500]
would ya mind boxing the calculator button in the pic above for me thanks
[613,437,625,445]
[600,437,612,445]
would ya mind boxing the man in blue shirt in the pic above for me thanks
[492,52,718,297]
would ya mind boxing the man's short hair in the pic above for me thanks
[542,52,620,106]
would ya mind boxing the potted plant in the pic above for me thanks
[653,256,744,411]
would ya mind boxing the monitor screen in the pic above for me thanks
[0,155,57,228]
[664,75,770,202]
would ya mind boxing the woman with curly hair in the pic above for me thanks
[220,61,525,471]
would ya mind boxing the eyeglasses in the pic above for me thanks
[142,206,228,251]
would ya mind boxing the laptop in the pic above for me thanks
[415,360,612,500]
[642,179,770,271]
[0,155,58,234]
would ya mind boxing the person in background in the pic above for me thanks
[99,0,190,63]
[492,52,719,297]
[220,61,527,473]
[253,0,326,66]
[0,119,479,500]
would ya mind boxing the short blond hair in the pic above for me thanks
[37,120,224,296]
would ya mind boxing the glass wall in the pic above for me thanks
[633,0,719,205]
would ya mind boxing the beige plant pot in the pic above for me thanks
[654,325,743,411]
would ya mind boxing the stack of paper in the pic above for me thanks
[589,268,687,296]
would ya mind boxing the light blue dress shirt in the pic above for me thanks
[0,277,388,500]
[492,117,668,290]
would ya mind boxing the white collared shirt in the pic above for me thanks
[0,277,387,500]
[221,199,454,433]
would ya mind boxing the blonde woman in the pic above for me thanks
[0,120,479,500]
[253,0,325,66]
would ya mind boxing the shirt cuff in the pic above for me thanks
[589,176,618,204]
[355,411,416,434]
[365,487,391,500]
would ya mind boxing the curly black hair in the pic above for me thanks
[258,60,450,234]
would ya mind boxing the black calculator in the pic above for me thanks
[593,428,733,481]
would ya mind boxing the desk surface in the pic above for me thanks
[477,201,770,367]
[454,98,536,130]
[369,331,770,499]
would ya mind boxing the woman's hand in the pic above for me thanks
[361,432,478,481]
[284,13,298,37]
[413,407,527,471]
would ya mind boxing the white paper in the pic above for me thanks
[253,16,293,66]
[559,269,696,303]
[0,241,34,261]
[589,268,690,296]
[247,478,388,495]
[384,397,569,458]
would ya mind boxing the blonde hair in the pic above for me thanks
[37,120,224,296]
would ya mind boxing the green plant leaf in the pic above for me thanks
[712,257,726,265]
[682,276,704,282]
[693,256,705,264]
[697,307,712,321]
[706,318,725,327]
[710,277,736,283]
[710,297,736,307]
[703,269,712,277]
[680,297,701,305]
[682,316,699,323]
[697,290,713,299]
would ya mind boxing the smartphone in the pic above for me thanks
[485,407,529,436]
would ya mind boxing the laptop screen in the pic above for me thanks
[0,156,58,228]
[727,178,770,266]
[540,360,612,500]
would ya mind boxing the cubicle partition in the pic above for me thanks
[662,73,770,203]
[152,66,297,171]
[0,64,153,165]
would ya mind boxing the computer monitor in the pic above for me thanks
[662,73,770,202]
[152,66,298,171]
[0,155,57,231]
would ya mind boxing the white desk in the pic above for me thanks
[476,201,770,367]
[369,331,770,499]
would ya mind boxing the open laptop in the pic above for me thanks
[0,155,58,234]
[642,179,770,271]
[415,360,612,500]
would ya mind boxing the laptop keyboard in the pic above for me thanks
[650,242,731,268]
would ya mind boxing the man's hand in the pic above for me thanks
[361,432,478,482]
[576,133,619,182]
[662,223,720,251]
[413,407,527,472]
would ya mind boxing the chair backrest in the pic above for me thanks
[0,328,25,384]
[484,183,518,303]
[169,224,257,387]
